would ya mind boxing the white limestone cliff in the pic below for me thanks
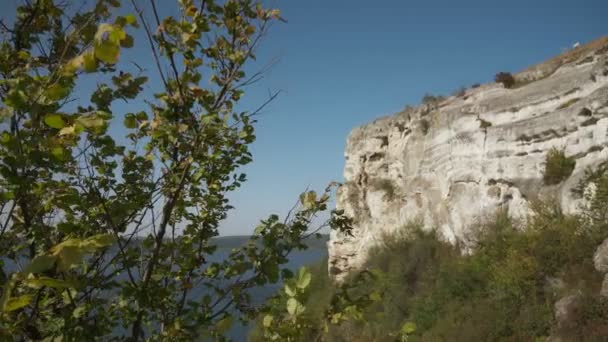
[329,37,608,281]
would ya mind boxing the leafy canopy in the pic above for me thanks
[0,0,352,340]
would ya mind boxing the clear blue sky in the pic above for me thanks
[222,0,607,235]
[2,0,606,235]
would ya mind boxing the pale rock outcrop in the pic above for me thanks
[329,37,608,281]
[594,238,608,297]
[594,238,608,273]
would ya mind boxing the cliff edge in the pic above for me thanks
[329,37,608,281]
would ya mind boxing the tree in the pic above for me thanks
[0,0,352,340]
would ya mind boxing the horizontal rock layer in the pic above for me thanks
[329,37,608,281]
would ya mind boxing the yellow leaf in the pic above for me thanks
[124,14,138,27]
[76,114,106,129]
[269,9,281,19]
[262,315,273,327]
[185,6,197,17]
[63,55,84,74]
[5,295,31,312]
[24,277,74,289]
[84,234,115,248]
[59,125,76,136]
[95,40,120,64]
[83,51,97,72]
[178,124,188,133]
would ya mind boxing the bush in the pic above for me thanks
[421,93,445,105]
[289,186,608,341]
[495,72,516,88]
[258,161,608,341]
[478,118,492,129]
[369,178,397,201]
[543,148,576,185]
[419,119,430,135]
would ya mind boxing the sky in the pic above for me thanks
[1,0,607,236]
[220,0,607,235]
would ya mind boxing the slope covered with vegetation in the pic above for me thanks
[252,164,608,341]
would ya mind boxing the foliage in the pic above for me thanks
[421,93,445,105]
[452,86,466,98]
[419,119,430,135]
[478,117,492,129]
[494,71,515,88]
[579,107,593,116]
[368,178,397,201]
[0,1,353,340]
[543,148,576,185]
[288,176,608,341]
[252,264,382,342]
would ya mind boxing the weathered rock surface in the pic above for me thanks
[329,37,608,281]
[594,238,608,273]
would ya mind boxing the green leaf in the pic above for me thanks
[124,113,138,129]
[284,284,296,297]
[120,34,134,48]
[370,292,382,302]
[216,316,232,334]
[51,147,64,160]
[25,277,74,289]
[52,245,86,272]
[0,132,10,144]
[262,314,273,328]
[0,191,14,201]
[76,114,105,129]
[331,312,343,324]
[45,84,70,101]
[73,305,87,318]
[44,114,66,129]
[286,298,304,316]
[24,255,56,274]
[0,277,16,313]
[95,40,120,64]
[4,295,31,312]
[296,267,311,289]
[401,322,417,335]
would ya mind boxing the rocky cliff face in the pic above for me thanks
[329,37,608,281]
